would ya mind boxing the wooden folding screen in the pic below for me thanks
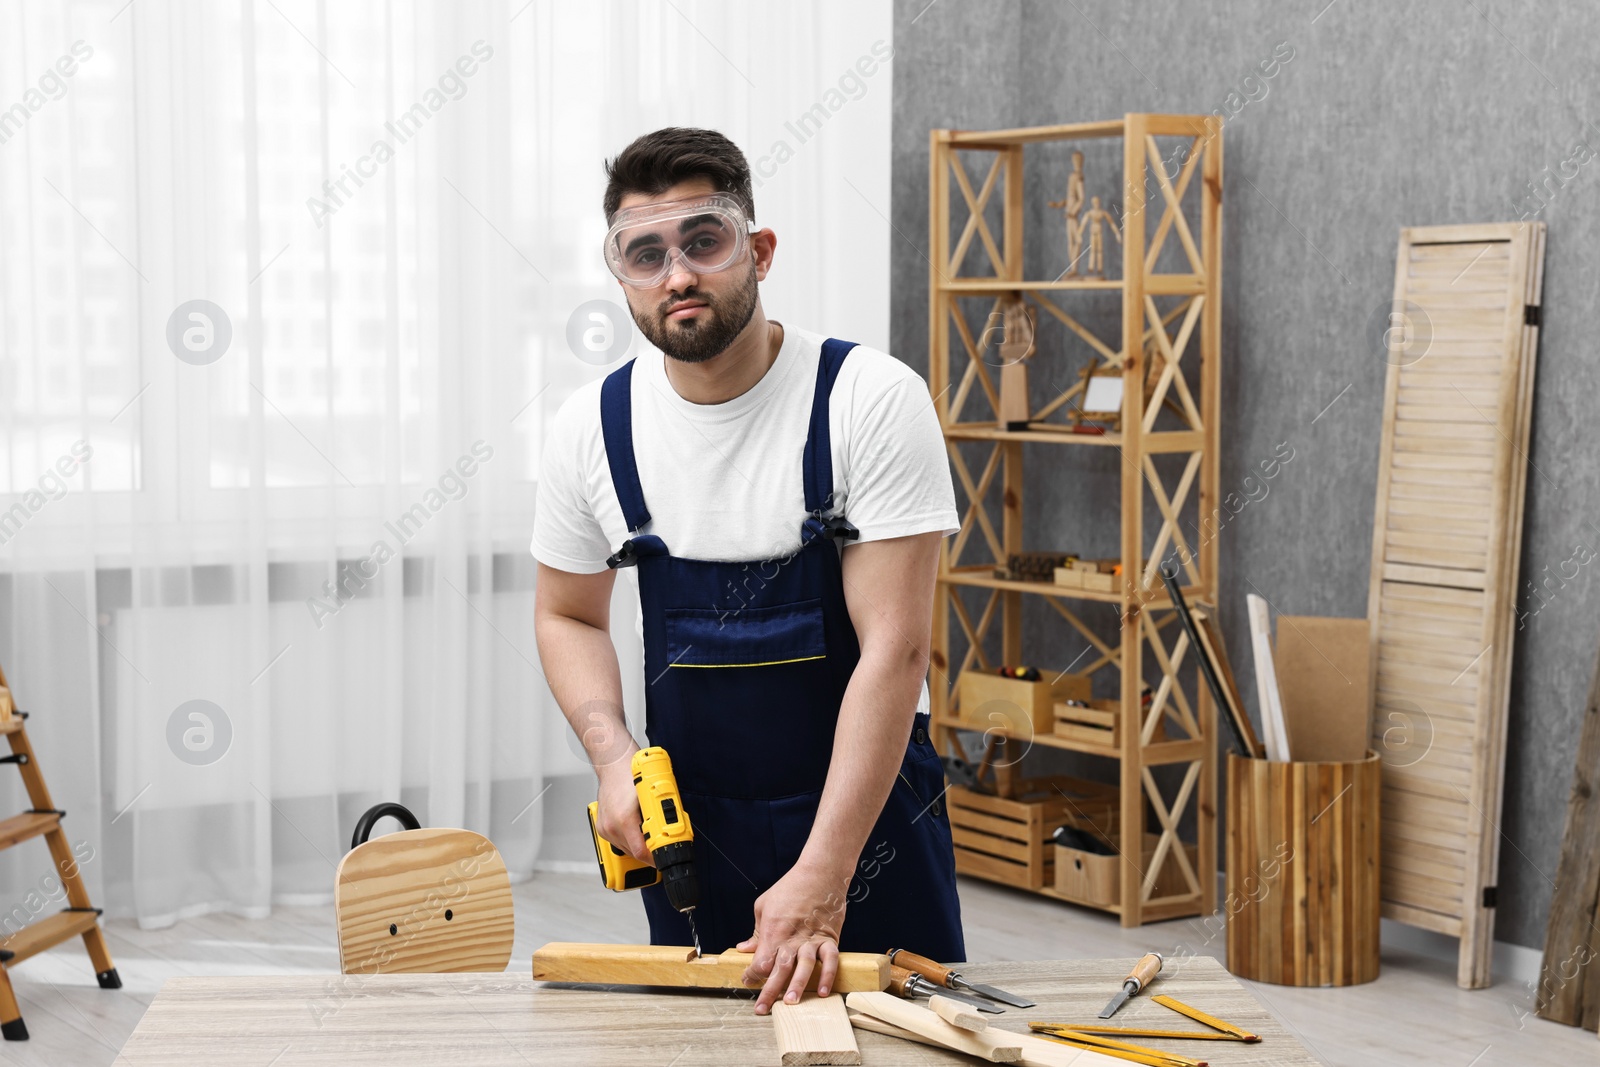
[1366,222,1545,989]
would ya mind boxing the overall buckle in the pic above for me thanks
[813,511,860,542]
[606,539,639,569]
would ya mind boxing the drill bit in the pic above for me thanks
[685,908,701,959]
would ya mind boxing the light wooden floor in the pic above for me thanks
[2,871,1593,1066]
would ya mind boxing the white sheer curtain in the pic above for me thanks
[0,0,890,928]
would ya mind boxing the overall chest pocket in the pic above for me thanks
[663,598,827,668]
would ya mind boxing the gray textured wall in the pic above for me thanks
[892,0,1600,950]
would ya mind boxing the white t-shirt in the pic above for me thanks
[530,322,960,716]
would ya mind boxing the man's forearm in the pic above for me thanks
[798,641,928,885]
[535,611,635,771]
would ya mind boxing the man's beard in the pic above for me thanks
[634,265,759,364]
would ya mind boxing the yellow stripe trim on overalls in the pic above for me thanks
[669,655,827,668]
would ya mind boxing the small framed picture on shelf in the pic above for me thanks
[1071,363,1123,431]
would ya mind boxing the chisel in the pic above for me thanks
[887,965,1005,1013]
[1098,952,1163,1019]
[886,948,1036,1009]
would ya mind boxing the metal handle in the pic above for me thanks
[349,802,421,851]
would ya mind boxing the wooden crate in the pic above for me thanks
[957,668,1090,736]
[1053,833,1201,908]
[1053,559,1120,593]
[1053,698,1119,747]
[948,777,1116,891]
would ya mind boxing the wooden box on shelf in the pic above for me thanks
[957,668,1090,736]
[994,551,1077,583]
[1052,697,1164,750]
[1053,698,1119,747]
[1053,832,1200,909]
[1053,558,1121,593]
[948,776,1117,891]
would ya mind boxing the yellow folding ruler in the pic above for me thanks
[1031,993,1261,1066]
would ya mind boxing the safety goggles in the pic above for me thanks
[603,193,759,288]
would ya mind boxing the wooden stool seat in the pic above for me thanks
[335,807,514,975]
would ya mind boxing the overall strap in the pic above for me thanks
[599,358,651,533]
[802,338,861,541]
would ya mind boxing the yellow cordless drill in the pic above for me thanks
[587,747,702,955]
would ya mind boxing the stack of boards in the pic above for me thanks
[1365,222,1546,989]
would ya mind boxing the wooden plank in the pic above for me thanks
[772,993,861,1066]
[929,993,988,1031]
[844,993,1023,1062]
[1246,595,1290,760]
[1535,635,1600,1028]
[532,944,890,994]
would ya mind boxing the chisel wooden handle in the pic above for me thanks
[1122,952,1163,994]
[887,964,925,998]
[887,948,954,988]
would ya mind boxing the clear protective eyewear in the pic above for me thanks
[603,193,759,288]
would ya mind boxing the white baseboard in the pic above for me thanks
[1379,917,1543,986]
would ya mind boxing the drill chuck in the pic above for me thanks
[654,841,699,913]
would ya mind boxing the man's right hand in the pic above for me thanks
[596,763,651,864]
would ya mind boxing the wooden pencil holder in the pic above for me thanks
[1225,751,1380,987]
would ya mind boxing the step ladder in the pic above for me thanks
[0,663,119,1041]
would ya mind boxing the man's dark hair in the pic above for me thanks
[602,127,755,224]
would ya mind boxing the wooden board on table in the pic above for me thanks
[1535,636,1600,1030]
[772,993,861,1066]
[532,942,890,994]
[1365,222,1546,990]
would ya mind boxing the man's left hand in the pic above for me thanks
[736,862,850,1013]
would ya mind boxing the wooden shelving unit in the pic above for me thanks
[928,114,1223,927]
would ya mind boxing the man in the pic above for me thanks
[531,127,964,1015]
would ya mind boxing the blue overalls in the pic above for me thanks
[599,337,965,963]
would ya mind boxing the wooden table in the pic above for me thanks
[112,956,1321,1065]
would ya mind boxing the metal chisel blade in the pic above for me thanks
[1098,987,1131,1019]
[959,979,1036,1009]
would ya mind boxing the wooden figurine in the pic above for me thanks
[1076,196,1121,278]
[1047,150,1087,277]
[992,292,1036,430]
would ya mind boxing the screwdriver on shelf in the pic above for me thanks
[1099,952,1164,1019]
[887,948,1036,1009]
